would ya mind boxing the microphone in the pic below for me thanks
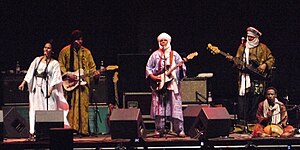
[241,37,245,45]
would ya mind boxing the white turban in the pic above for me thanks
[246,27,261,48]
[247,27,262,38]
[157,32,172,51]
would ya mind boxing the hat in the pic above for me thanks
[247,27,262,37]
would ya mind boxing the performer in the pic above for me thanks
[252,87,294,137]
[18,40,69,141]
[146,32,186,137]
[227,27,275,124]
[58,30,99,135]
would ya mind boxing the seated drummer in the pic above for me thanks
[252,87,294,137]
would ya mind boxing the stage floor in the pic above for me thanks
[1,132,300,149]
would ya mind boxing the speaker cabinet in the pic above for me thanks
[90,77,108,104]
[2,106,29,138]
[181,78,207,103]
[35,110,64,141]
[0,110,3,141]
[1,75,29,104]
[110,108,146,139]
[183,105,204,136]
[198,107,231,139]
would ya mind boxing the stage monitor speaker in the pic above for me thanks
[110,108,146,139]
[0,110,3,141]
[2,106,29,138]
[90,77,108,104]
[35,110,64,141]
[1,75,29,104]
[181,78,207,102]
[196,107,231,139]
[183,105,204,136]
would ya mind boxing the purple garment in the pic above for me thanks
[146,50,186,121]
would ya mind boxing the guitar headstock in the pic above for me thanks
[207,43,220,55]
[106,65,119,70]
[186,52,198,60]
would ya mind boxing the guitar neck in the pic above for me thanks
[166,58,187,76]
[218,51,231,57]
[82,68,102,78]
[217,50,243,65]
[114,83,119,106]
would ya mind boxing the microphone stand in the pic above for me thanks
[77,49,82,137]
[161,52,168,139]
[45,57,50,111]
[89,81,101,136]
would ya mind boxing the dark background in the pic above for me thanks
[1,0,299,105]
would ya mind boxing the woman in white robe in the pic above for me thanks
[19,41,69,140]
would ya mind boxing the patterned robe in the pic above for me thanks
[146,49,186,121]
[236,43,275,93]
[58,44,97,134]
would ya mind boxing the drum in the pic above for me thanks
[263,124,283,137]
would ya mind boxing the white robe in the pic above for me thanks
[24,57,69,134]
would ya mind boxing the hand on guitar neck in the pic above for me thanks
[149,52,198,91]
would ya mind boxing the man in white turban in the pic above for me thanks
[146,32,186,137]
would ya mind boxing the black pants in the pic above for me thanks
[237,94,263,124]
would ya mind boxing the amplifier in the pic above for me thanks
[122,92,152,116]
[1,75,28,105]
[181,77,207,103]
[88,104,109,134]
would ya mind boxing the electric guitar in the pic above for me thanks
[150,52,198,91]
[62,65,118,91]
[207,43,269,80]
[112,72,120,107]
[107,72,119,127]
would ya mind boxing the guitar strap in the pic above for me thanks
[67,44,76,107]
[69,44,75,72]
[158,49,173,71]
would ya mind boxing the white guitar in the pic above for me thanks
[62,65,118,91]
[150,52,198,91]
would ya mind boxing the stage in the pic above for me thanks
[1,132,300,149]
